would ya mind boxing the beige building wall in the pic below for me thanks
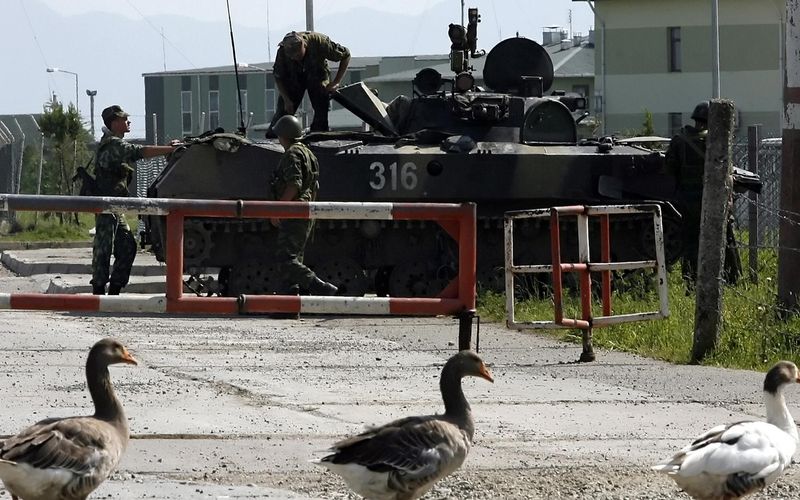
[594,0,784,138]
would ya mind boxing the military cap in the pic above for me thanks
[101,105,129,125]
[691,101,709,123]
[279,32,304,57]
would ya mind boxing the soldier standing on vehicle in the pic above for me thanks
[270,115,338,296]
[267,31,351,134]
[665,101,742,289]
[91,105,176,295]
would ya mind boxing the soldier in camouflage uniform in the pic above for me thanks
[91,105,176,295]
[270,115,338,296]
[665,101,741,288]
[267,31,351,134]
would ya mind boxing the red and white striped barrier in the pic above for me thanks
[0,195,477,321]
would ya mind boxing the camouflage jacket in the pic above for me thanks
[270,142,319,202]
[94,133,144,197]
[273,32,350,86]
[665,125,707,194]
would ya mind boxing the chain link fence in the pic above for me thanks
[731,137,781,248]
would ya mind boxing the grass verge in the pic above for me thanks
[0,212,94,242]
[478,249,800,371]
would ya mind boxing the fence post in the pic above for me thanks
[692,99,735,363]
[779,0,800,313]
[747,125,761,283]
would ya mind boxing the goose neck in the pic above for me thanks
[441,368,470,417]
[86,360,125,423]
[765,389,799,442]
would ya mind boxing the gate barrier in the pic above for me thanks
[504,204,670,362]
[0,194,477,349]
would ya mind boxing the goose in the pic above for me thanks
[313,350,493,500]
[652,360,800,500]
[0,338,138,500]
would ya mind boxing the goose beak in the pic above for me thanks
[478,363,494,383]
[120,348,138,366]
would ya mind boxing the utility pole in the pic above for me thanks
[691,100,735,363]
[86,89,97,139]
[779,0,800,312]
[305,0,314,31]
[711,0,720,98]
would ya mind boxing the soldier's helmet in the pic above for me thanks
[273,115,303,140]
[691,101,709,123]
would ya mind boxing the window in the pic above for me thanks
[181,91,192,136]
[668,112,683,137]
[265,74,276,121]
[209,90,220,130]
[237,90,248,123]
[668,27,681,72]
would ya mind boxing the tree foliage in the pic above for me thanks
[35,96,91,198]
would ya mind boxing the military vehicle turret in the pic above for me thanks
[144,9,692,297]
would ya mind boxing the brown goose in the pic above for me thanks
[313,350,493,500]
[0,338,138,500]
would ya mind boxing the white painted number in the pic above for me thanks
[369,161,418,191]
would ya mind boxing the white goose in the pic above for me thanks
[0,338,138,500]
[313,350,493,500]
[653,360,800,500]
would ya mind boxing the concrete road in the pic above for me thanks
[0,270,799,497]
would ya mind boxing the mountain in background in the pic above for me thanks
[2,0,582,137]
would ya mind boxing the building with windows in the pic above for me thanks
[583,0,783,137]
[142,36,594,143]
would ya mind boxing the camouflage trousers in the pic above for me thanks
[92,213,137,289]
[274,219,317,291]
[680,201,742,288]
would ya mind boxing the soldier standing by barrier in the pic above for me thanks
[267,31,351,134]
[666,101,742,289]
[91,105,176,295]
[269,115,338,297]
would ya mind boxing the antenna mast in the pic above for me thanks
[226,0,246,135]
[266,0,272,62]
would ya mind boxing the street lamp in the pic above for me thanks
[86,89,98,138]
[46,67,79,117]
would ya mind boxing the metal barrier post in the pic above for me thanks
[577,212,595,362]
[165,212,184,304]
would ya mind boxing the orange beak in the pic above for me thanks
[478,363,494,383]
[121,348,139,366]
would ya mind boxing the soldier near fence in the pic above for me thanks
[665,101,742,289]
[267,31,351,134]
[269,115,338,297]
[91,105,176,295]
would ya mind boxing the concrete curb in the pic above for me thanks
[47,275,167,294]
[1,250,165,277]
[0,241,91,251]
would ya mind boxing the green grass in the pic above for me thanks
[0,212,95,242]
[478,249,800,371]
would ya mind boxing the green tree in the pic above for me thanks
[37,96,91,223]
[641,108,655,136]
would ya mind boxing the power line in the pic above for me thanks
[19,0,57,101]
[123,0,196,68]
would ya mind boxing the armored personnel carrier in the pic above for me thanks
[144,9,689,297]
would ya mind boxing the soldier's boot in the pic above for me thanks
[107,284,122,296]
[308,277,338,296]
[92,284,106,295]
